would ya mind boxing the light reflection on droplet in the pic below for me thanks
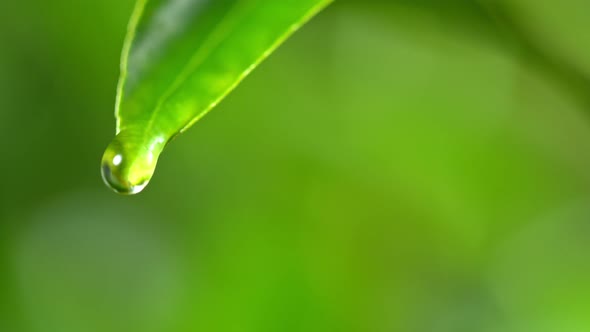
[112,154,123,166]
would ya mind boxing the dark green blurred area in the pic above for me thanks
[2,0,590,331]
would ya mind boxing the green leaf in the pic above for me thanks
[101,0,333,194]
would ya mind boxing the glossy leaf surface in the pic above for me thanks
[101,0,333,194]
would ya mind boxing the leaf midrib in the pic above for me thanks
[141,0,251,140]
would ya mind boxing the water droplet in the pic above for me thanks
[101,131,166,195]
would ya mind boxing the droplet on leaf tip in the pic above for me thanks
[100,131,165,195]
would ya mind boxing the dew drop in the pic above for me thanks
[101,131,166,195]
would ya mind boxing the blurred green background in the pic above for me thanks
[2,1,590,331]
